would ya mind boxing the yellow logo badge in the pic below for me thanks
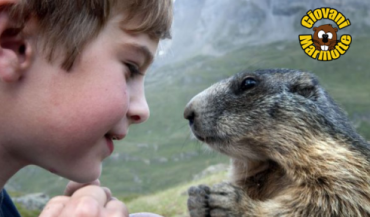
[299,8,351,61]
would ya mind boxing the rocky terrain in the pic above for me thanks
[156,0,370,66]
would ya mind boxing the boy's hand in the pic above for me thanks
[40,181,163,217]
[64,180,107,197]
[39,185,128,217]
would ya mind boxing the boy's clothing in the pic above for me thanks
[0,189,21,217]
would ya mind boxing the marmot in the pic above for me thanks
[184,69,370,217]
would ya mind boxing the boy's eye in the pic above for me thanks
[125,63,142,78]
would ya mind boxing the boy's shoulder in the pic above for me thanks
[0,189,21,217]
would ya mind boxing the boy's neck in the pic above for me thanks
[0,144,27,190]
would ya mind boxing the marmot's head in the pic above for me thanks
[313,24,338,50]
[184,69,363,160]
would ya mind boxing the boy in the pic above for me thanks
[0,0,173,216]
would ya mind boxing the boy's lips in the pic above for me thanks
[105,137,114,154]
[104,133,126,154]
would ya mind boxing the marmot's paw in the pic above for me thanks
[188,183,243,217]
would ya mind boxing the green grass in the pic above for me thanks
[126,171,227,217]
[14,203,41,217]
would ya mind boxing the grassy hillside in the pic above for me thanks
[7,36,370,204]
[126,171,228,217]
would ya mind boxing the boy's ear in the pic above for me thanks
[0,3,32,83]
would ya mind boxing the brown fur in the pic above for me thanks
[185,69,370,217]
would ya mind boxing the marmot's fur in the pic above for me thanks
[184,69,370,217]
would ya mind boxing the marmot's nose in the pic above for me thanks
[184,104,196,126]
[322,34,328,43]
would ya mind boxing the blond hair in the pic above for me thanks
[12,0,173,70]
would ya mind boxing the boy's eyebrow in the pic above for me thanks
[124,43,154,67]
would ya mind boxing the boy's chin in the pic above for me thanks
[60,165,102,183]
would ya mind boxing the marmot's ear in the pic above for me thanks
[289,72,319,100]
[334,27,338,32]
[313,27,317,32]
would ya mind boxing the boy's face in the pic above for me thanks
[3,15,158,182]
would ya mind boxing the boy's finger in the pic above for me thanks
[39,196,70,217]
[70,185,108,207]
[59,186,108,217]
[64,179,101,196]
[101,186,113,201]
[105,200,129,216]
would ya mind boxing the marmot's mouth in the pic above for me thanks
[191,128,226,144]
[192,131,217,144]
[321,45,329,51]
[193,133,206,142]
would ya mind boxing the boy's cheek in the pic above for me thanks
[21,89,129,156]
[44,84,128,132]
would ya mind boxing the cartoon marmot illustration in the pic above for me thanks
[313,24,338,51]
[184,69,370,216]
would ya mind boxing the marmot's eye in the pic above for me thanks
[241,77,257,91]
[318,30,325,38]
[327,32,333,39]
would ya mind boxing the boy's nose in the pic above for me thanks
[127,93,150,124]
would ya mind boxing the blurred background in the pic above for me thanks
[7,0,370,216]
